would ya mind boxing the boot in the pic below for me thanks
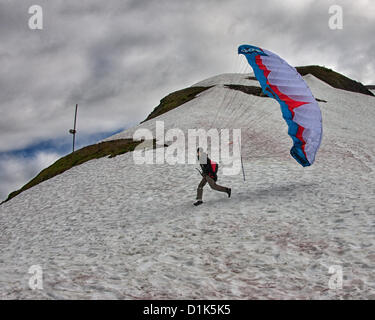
[227,188,231,198]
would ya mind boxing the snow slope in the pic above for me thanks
[1,73,375,299]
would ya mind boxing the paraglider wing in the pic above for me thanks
[238,44,323,167]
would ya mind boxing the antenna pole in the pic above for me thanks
[69,104,78,153]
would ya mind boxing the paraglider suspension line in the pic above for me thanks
[238,136,246,181]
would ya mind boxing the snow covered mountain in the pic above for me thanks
[1,68,375,299]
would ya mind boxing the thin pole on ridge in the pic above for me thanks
[69,104,78,153]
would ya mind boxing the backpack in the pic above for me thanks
[209,160,218,181]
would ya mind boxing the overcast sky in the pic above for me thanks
[0,0,374,201]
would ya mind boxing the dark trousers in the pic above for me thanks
[196,175,228,200]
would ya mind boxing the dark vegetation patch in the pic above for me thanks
[296,66,374,97]
[224,84,269,97]
[315,98,327,103]
[366,85,375,90]
[2,139,153,204]
[141,86,212,122]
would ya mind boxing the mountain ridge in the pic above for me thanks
[2,65,374,204]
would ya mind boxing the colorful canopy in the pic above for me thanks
[238,44,323,166]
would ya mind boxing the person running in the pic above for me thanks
[194,148,231,206]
